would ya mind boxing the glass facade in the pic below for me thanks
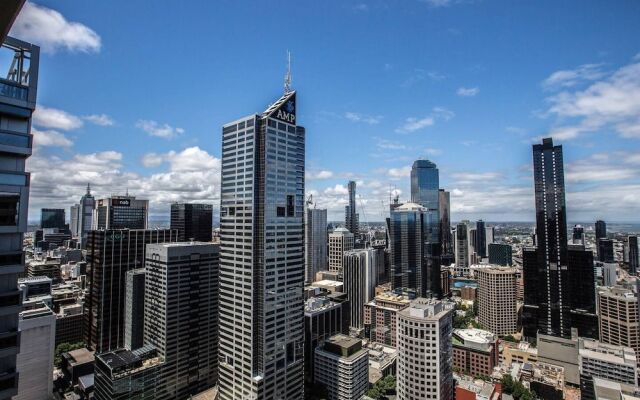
[410,159,440,243]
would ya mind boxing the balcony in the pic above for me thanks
[0,36,39,110]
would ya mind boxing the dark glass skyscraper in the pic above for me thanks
[476,220,487,258]
[567,244,598,339]
[595,220,607,240]
[170,203,213,242]
[597,238,614,263]
[523,138,570,339]
[345,180,358,236]
[438,189,453,260]
[41,208,65,230]
[410,159,440,243]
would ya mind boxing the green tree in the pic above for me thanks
[54,342,85,367]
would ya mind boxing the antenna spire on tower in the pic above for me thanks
[284,50,292,94]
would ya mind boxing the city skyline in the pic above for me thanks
[8,1,640,222]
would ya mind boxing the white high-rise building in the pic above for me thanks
[218,90,305,400]
[329,227,354,274]
[15,307,56,400]
[397,298,454,400]
[343,248,377,332]
[305,208,327,283]
[579,338,637,400]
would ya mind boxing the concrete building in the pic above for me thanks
[304,297,347,384]
[14,307,55,400]
[84,229,178,352]
[94,345,162,399]
[314,334,369,400]
[144,242,219,399]
[343,248,376,332]
[598,286,640,355]
[218,90,305,400]
[454,378,499,400]
[329,227,354,274]
[92,195,149,230]
[305,207,328,283]
[0,28,39,397]
[364,292,410,347]
[579,339,637,400]
[397,298,454,400]
[601,261,618,287]
[537,332,580,385]
[170,202,213,242]
[501,341,538,367]
[124,268,145,350]
[452,328,499,378]
[476,267,517,335]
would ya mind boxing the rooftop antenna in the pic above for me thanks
[86,183,91,195]
[284,50,292,94]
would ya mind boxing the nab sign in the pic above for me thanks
[271,92,296,124]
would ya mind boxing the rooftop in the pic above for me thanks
[394,202,425,212]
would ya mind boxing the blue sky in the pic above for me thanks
[8,0,640,222]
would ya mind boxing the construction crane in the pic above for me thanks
[358,194,374,246]
[305,194,314,209]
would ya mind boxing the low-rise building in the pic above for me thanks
[94,345,162,400]
[452,328,498,378]
[500,341,538,367]
[55,303,84,347]
[455,377,499,400]
[579,338,638,400]
[366,342,397,386]
[519,362,565,400]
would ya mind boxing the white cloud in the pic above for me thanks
[136,120,185,139]
[32,128,73,147]
[451,172,502,184]
[10,2,101,54]
[395,116,434,133]
[33,106,83,130]
[142,153,163,168]
[542,63,605,90]
[324,184,349,196]
[395,107,454,133]
[83,114,114,126]
[376,139,406,150]
[425,148,442,156]
[27,147,221,217]
[544,58,640,140]
[345,112,382,125]
[388,166,411,178]
[306,170,334,180]
[457,86,480,97]
[421,0,453,7]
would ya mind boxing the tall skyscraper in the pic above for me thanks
[567,244,598,339]
[595,220,607,241]
[144,242,219,398]
[475,220,487,258]
[438,189,453,259]
[477,268,518,335]
[93,195,149,230]
[597,238,615,263]
[218,89,305,400]
[40,208,65,230]
[629,236,639,275]
[0,31,39,397]
[345,180,359,236]
[343,248,377,332]
[396,299,454,400]
[170,202,213,242]
[70,204,79,238]
[328,227,354,274]
[410,159,440,243]
[454,223,470,276]
[76,183,95,247]
[305,207,328,283]
[573,224,585,246]
[523,138,570,339]
[389,203,427,297]
[84,229,177,353]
